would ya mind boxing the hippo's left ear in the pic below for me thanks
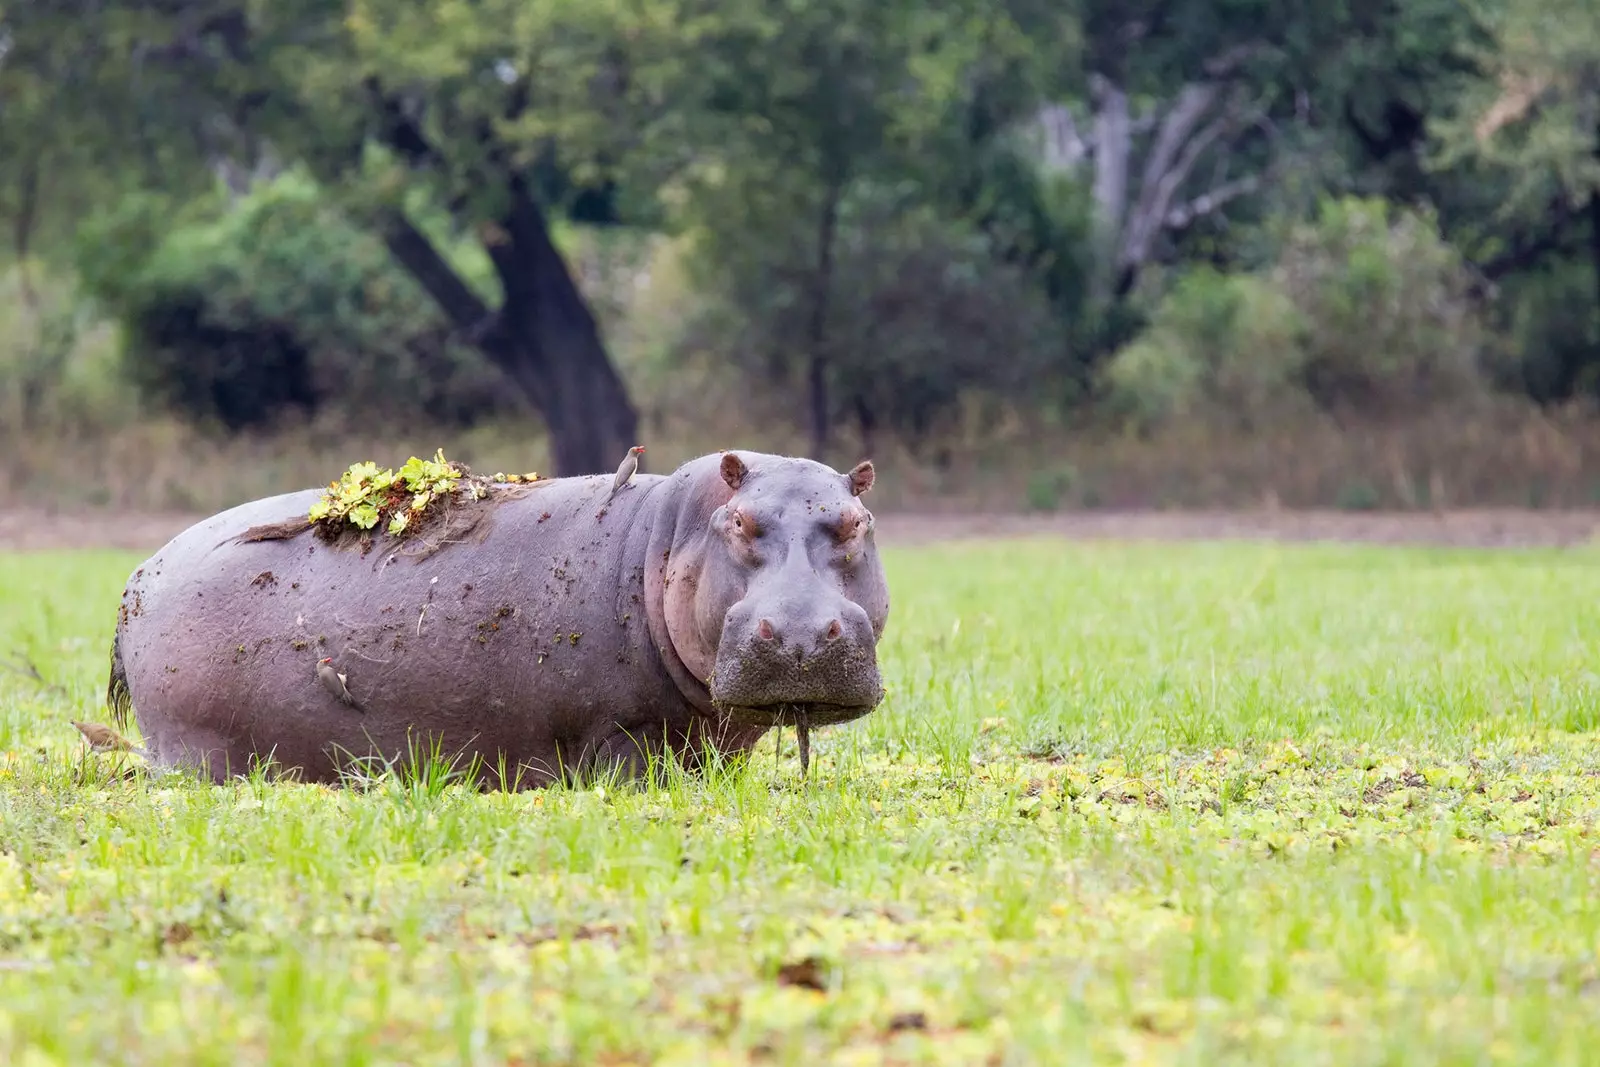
[847,460,875,497]
[721,452,748,491]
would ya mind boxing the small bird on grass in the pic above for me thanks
[71,720,150,759]
[607,445,646,504]
[316,657,364,711]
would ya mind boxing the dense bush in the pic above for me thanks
[677,180,1066,452]
[73,173,519,431]
[1103,197,1490,431]
[0,269,131,435]
[1274,197,1486,415]
[1102,267,1307,432]
[1494,260,1600,403]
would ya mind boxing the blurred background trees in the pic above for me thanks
[0,0,1597,506]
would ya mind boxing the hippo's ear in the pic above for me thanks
[847,460,875,497]
[720,452,747,491]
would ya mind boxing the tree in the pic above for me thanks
[1021,1,1302,308]
[1017,0,1491,316]
[1425,0,1600,398]
[1433,0,1600,296]
[675,0,1073,458]
[0,0,710,473]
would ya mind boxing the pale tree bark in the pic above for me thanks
[1034,45,1270,301]
[805,179,843,461]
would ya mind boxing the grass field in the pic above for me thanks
[4,540,1600,1065]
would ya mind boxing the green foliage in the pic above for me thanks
[1023,462,1079,512]
[1335,480,1383,511]
[0,269,129,435]
[74,172,515,430]
[1105,196,1493,432]
[1274,196,1488,414]
[964,143,1109,371]
[671,0,1082,448]
[304,448,533,538]
[1103,267,1308,431]
[1495,259,1600,402]
[1430,0,1600,218]
[1,0,1596,454]
[686,186,1065,446]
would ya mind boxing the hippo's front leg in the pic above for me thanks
[583,722,672,784]
[581,714,770,785]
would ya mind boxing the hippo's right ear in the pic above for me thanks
[720,452,747,491]
[847,460,875,497]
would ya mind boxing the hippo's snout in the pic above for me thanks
[709,595,884,727]
[753,611,853,663]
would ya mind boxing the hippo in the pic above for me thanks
[104,450,890,788]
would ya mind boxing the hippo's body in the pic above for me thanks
[107,451,889,787]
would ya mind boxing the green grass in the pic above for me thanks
[5,541,1600,1065]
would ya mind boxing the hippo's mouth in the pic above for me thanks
[706,631,885,730]
[710,696,884,729]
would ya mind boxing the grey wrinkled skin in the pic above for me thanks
[106,451,890,788]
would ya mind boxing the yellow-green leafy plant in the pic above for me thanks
[305,449,539,538]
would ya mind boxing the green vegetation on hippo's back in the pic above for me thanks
[295,449,545,541]
[7,541,1600,1062]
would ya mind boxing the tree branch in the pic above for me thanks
[1034,103,1158,169]
[1122,90,1258,271]
[12,157,39,314]
[1089,74,1131,237]
[1134,82,1224,218]
[378,209,497,338]
[1162,174,1261,231]
[364,76,444,169]
[1201,42,1268,78]
[1467,202,1585,294]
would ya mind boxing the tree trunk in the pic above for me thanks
[806,354,829,461]
[855,397,877,462]
[359,84,636,475]
[384,183,637,476]
[1088,75,1130,304]
[805,184,842,461]
[488,186,638,476]
[378,190,636,476]
[1591,187,1600,340]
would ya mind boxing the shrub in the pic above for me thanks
[73,172,518,431]
[1273,196,1486,414]
[1103,197,1490,433]
[1493,260,1600,403]
[0,267,134,437]
[1101,267,1307,432]
[677,179,1067,453]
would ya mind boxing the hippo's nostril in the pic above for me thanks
[824,619,842,642]
[757,618,776,641]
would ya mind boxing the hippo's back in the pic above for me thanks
[122,488,325,611]
[112,474,676,784]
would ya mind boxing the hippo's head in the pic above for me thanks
[652,451,890,729]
